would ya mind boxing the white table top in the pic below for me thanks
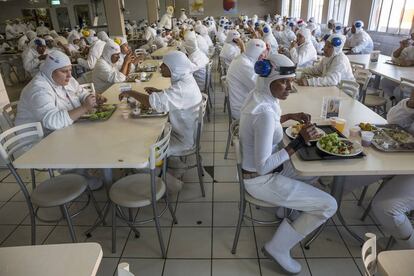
[281,85,414,176]
[347,54,414,83]
[14,76,170,170]
[0,242,102,276]
[150,46,177,58]
[378,249,414,276]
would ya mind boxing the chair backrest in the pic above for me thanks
[219,56,227,76]
[361,232,377,276]
[221,75,234,122]
[80,82,96,95]
[0,122,44,164]
[194,93,208,149]
[340,80,360,99]
[2,101,18,128]
[116,262,135,276]
[135,48,147,55]
[351,62,366,70]
[77,71,93,84]
[203,60,213,93]
[149,122,172,170]
[353,68,372,101]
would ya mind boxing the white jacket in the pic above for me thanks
[188,49,209,90]
[196,34,209,55]
[22,48,47,77]
[15,74,89,132]
[77,39,106,70]
[301,52,355,86]
[149,73,202,155]
[289,41,317,69]
[263,33,279,54]
[5,24,17,39]
[280,29,296,48]
[392,46,414,63]
[227,54,257,119]
[346,30,374,54]
[92,58,126,93]
[310,35,324,54]
[387,99,414,134]
[219,43,240,67]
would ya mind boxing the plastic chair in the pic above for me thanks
[2,101,18,129]
[353,68,373,102]
[202,60,213,122]
[231,134,283,254]
[362,233,377,276]
[222,76,235,159]
[340,80,360,99]
[0,122,103,244]
[350,61,366,70]
[110,123,177,257]
[169,93,208,197]
[79,82,96,95]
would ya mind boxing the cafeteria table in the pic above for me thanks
[377,249,414,276]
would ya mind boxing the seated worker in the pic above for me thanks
[297,34,355,87]
[22,37,48,77]
[345,20,374,54]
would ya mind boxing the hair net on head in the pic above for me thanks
[40,50,71,85]
[306,22,317,33]
[26,30,37,41]
[195,24,208,36]
[97,31,110,42]
[49,30,59,39]
[308,17,315,23]
[224,30,240,43]
[244,39,267,62]
[68,32,80,44]
[33,38,46,48]
[327,34,346,55]
[162,50,192,82]
[183,38,198,54]
[328,19,335,25]
[184,30,197,41]
[333,23,342,33]
[262,24,272,36]
[102,40,121,64]
[297,28,312,42]
[354,20,364,32]
[89,29,96,36]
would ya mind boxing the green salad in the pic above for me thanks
[318,133,353,155]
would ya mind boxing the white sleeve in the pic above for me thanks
[149,90,170,112]
[351,34,369,54]
[306,56,343,86]
[387,99,414,134]
[253,112,290,175]
[301,61,323,77]
[23,51,40,75]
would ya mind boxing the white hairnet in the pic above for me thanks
[26,30,37,41]
[244,39,267,62]
[162,50,192,82]
[97,31,110,42]
[262,24,272,37]
[195,24,208,36]
[308,17,315,23]
[328,19,335,25]
[327,34,346,55]
[297,28,311,42]
[33,37,46,48]
[224,30,240,43]
[184,30,197,41]
[354,20,364,33]
[49,30,59,39]
[306,22,317,33]
[102,40,121,64]
[40,50,71,85]
[68,32,80,44]
[333,22,342,33]
[183,37,198,54]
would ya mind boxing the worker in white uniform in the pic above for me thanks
[239,53,337,274]
[17,30,35,51]
[216,26,227,45]
[77,31,106,70]
[262,24,278,54]
[320,19,335,41]
[195,32,209,56]
[14,19,27,35]
[154,29,168,49]
[297,34,355,87]
[16,50,103,132]
[36,21,50,36]
[288,28,317,69]
[307,22,324,54]
[5,20,17,40]
[97,31,111,43]
[195,24,213,49]
[92,40,133,93]
[219,30,245,68]
[158,6,174,31]
[227,39,267,119]
[115,36,140,73]
[67,32,82,55]
[280,22,297,49]
[22,38,48,77]
[307,17,321,37]
[119,50,202,156]
[345,20,374,54]
[179,9,188,22]
[182,36,209,90]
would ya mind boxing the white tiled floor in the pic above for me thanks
[0,66,385,275]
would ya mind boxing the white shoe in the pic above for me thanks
[263,219,304,274]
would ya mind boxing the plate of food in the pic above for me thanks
[136,64,158,72]
[80,104,116,121]
[126,72,153,82]
[371,124,414,152]
[317,133,363,157]
[359,122,377,131]
[285,124,326,142]
[130,108,168,118]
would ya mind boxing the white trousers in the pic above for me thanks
[244,161,337,236]
[380,78,411,102]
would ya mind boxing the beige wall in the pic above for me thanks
[173,0,278,19]
[348,0,372,26]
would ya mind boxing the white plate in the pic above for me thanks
[285,126,326,142]
[316,138,363,157]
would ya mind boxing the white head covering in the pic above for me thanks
[306,22,317,33]
[39,50,71,85]
[115,36,128,46]
[297,28,312,42]
[308,17,315,23]
[244,39,267,62]
[26,30,37,41]
[333,22,342,33]
[68,32,80,44]
[194,24,208,36]
[49,30,59,39]
[162,50,192,82]
[327,33,346,56]
[183,37,198,54]
[184,30,197,41]
[354,20,364,33]
[262,24,272,37]
[97,31,110,42]
[33,37,46,48]
[242,53,295,115]
[224,30,240,43]
[102,40,121,64]
[328,19,335,25]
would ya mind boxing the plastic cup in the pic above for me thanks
[349,126,361,138]
[121,109,129,120]
[370,50,381,62]
[329,117,337,127]
[361,131,375,147]
[334,118,346,133]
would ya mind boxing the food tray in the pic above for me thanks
[136,65,158,72]
[126,72,153,82]
[284,125,365,161]
[130,109,168,118]
[371,124,414,152]
[79,104,116,121]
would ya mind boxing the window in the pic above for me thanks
[369,0,414,35]
[307,0,324,23]
[291,0,302,18]
[281,0,290,17]
[327,0,351,26]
